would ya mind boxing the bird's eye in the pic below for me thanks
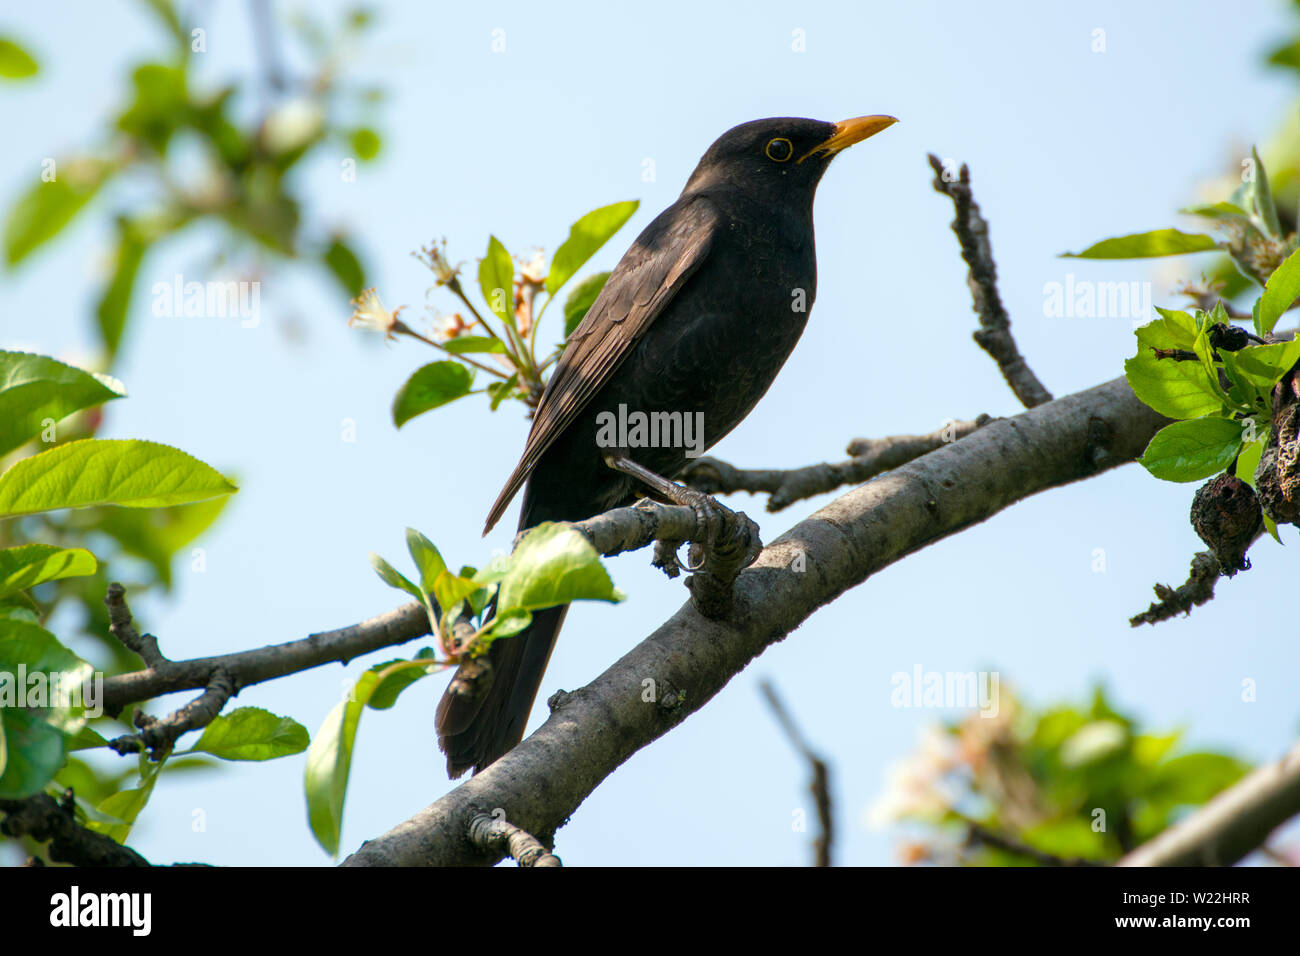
[765,137,794,163]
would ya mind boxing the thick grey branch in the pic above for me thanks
[343,374,1164,866]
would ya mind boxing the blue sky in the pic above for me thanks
[3,0,1299,866]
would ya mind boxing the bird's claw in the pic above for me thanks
[677,487,762,619]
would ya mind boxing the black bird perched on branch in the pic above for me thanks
[436,114,897,777]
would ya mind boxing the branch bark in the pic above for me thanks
[342,374,1165,866]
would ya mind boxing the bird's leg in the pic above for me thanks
[602,454,763,618]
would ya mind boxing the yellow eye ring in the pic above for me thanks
[765,137,794,163]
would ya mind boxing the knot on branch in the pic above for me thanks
[466,812,561,867]
[108,667,236,759]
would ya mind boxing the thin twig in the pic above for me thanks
[928,153,1053,409]
[105,582,166,667]
[1129,550,1222,626]
[108,668,236,759]
[760,680,833,867]
[683,417,991,511]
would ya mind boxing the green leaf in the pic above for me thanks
[1231,340,1300,384]
[1017,818,1111,862]
[546,201,639,295]
[1139,417,1245,482]
[1256,244,1300,336]
[350,127,381,161]
[323,238,366,297]
[441,335,507,355]
[478,235,515,323]
[3,160,110,267]
[0,544,96,599]
[0,598,39,623]
[1179,201,1249,220]
[95,223,149,360]
[89,754,165,843]
[404,529,446,593]
[1131,732,1181,767]
[0,618,94,733]
[368,553,423,602]
[563,271,610,338]
[496,522,623,614]
[0,619,93,797]
[1250,147,1282,239]
[0,351,126,457]
[116,63,187,154]
[1125,314,1226,420]
[0,38,39,79]
[391,361,474,428]
[0,709,65,799]
[431,570,480,629]
[367,649,441,710]
[191,707,308,761]
[304,670,378,856]
[481,607,531,643]
[0,439,238,518]
[1268,38,1300,71]
[487,372,519,411]
[1062,229,1219,259]
[1144,753,1248,807]
[1221,340,1300,414]
[67,725,108,751]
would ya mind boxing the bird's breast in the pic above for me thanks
[590,218,817,473]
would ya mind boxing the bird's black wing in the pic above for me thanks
[484,194,720,533]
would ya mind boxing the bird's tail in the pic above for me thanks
[435,601,568,777]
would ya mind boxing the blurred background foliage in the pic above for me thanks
[0,0,382,861]
[868,685,1257,866]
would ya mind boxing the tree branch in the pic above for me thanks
[0,791,151,867]
[760,680,833,867]
[928,153,1053,409]
[98,500,760,719]
[682,417,991,512]
[1129,550,1222,626]
[342,374,1165,866]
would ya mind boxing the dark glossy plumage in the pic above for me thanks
[437,115,894,777]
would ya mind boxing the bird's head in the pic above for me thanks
[683,115,897,201]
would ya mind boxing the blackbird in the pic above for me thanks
[436,114,897,777]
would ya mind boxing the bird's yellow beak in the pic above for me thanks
[798,114,898,164]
